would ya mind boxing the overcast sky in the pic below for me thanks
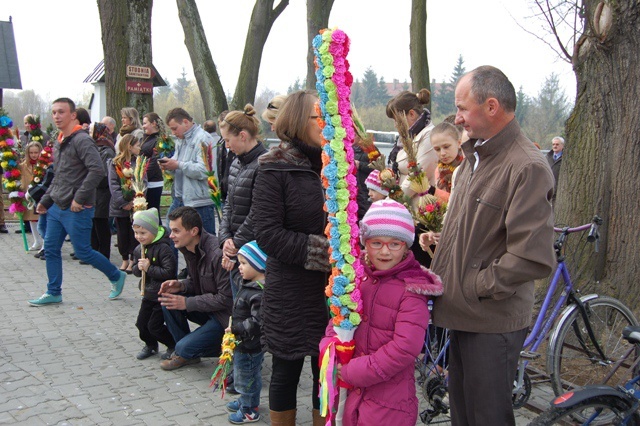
[4,0,576,103]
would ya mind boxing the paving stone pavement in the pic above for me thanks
[0,225,547,425]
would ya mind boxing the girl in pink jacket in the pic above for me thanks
[322,200,443,425]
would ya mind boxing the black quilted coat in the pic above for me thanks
[252,140,329,360]
[218,142,267,250]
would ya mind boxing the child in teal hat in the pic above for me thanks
[225,240,267,423]
[131,208,177,360]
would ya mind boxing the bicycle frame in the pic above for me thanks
[522,260,574,355]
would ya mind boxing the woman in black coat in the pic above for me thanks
[252,90,330,424]
[218,104,268,295]
[141,113,165,221]
[91,123,115,259]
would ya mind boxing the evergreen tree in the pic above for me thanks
[287,77,305,94]
[361,67,380,107]
[351,78,364,107]
[174,68,190,105]
[377,76,390,105]
[450,55,466,85]
[515,85,531,126]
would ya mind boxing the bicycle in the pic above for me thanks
[530,325,640,425]
[416,217,638,423]
[512,215,638,407]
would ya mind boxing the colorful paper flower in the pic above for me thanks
[313,28,362,331]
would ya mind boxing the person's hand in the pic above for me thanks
[159,158,179,171]
[337,363,343,380]
[222,239,238,257]
[419,232,440,250]
[123,202,133,211]
[159,279,183,295]
[225,327,231,333]
[158,293,187,310]
[36,203,47,214]
[137,258,150,272]
[221,254,236,271]
[70,200,84,212]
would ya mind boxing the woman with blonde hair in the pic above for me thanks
[218,104,268,283]
[117,107,144,146]
[108,134,141,273]
[261,94,288,130]
[252,90,329,425]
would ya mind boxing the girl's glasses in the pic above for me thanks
[365,240,405,251]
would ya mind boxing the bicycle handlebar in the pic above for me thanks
[553,215,602,237]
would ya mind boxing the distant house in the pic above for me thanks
[83,60,166,123]
[381,79,444,97]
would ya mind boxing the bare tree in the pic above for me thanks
[306,0,335,90]
[98,0,153,122]
[176,0,228,118]
[409,0,430,107]
[532,0,640,308]
[232,0,289,109]
[177,0,288,114]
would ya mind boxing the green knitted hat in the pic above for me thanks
[132,208,160,235]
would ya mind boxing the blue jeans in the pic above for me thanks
[44,204,121,296]
[37,213,47,240]
[166,197,216,235]
[234,351,264,410]
[162,308,224,359]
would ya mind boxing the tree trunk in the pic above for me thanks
[98,0,153,125]
[127,0,153,117]
[176,0,228,119]
[409,0,430,108]
[306,0,334,90]
[231,0,289,109]
[556,0,640,310]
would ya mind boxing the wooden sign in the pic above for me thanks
[126,65,152,79]
[126,80,153,94]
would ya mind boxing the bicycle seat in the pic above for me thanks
[622,326,640,344]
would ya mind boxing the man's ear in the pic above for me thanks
[486,98,500,116]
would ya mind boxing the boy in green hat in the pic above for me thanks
[131,208,177,360]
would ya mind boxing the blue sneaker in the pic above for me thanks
[226,400,241,413]
[28,293,62,306]
[109,271,126,300]
[228,408,260,424]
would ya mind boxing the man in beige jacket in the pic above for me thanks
[432,66,555,426]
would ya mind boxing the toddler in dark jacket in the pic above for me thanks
[225,240,267,424]
[131,208,177,360]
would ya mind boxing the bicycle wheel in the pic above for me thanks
[548,296,639,396]
[418,326,451,424]
[529,395,640,426]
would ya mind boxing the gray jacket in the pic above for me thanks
[40,129,104,210]
[171,123,215,208]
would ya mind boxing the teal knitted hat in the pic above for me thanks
[237,240,267,273]
[132,208,160,236]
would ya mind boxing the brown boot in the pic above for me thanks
[269,409,296,426]
[312,409,328,426]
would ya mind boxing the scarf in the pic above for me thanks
[408,108,432,138]
[119,124,137,136]
[436,151,464,193]
[93,123,116,151]
[290,138,323,176]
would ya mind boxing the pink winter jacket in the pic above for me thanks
[321,252,443,426]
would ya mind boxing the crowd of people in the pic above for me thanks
[0,65,564,426]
